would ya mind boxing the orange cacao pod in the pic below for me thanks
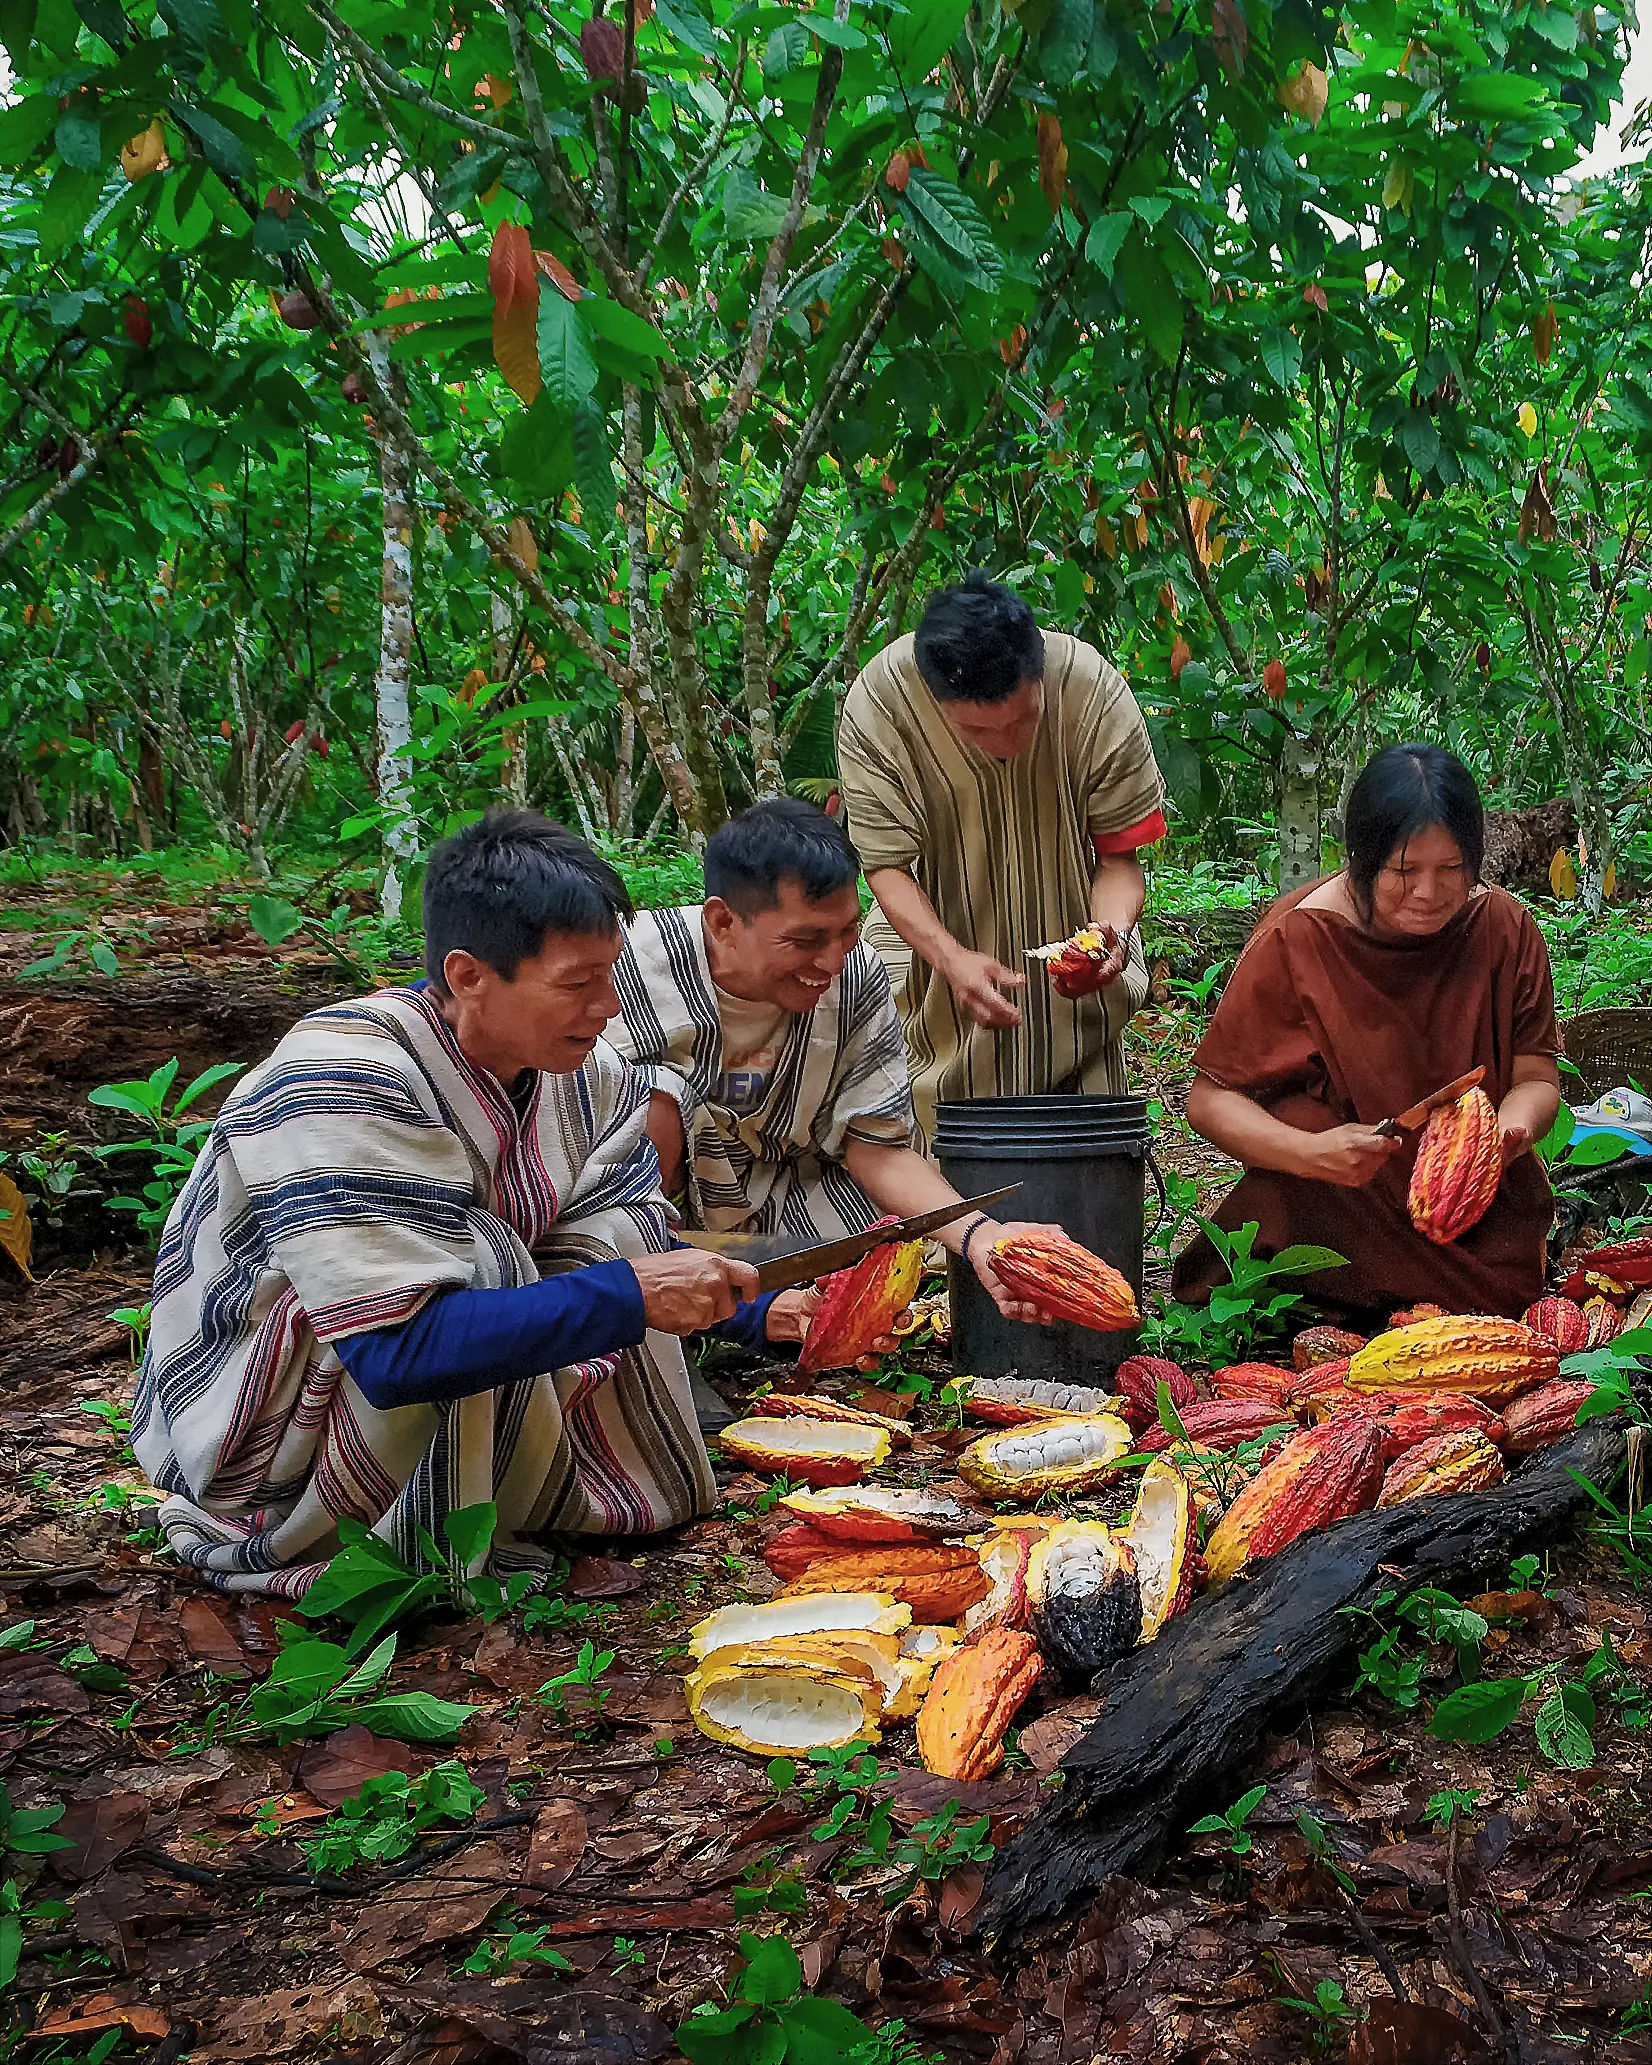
[1407,1087,1503,1245]
[797,1224,924,1373]
[1377,1429,1505,1506]
[1042,926,1116,999]
[778,1487,973,1543]
[1347,1316,1557,1405]
[1114,1355,1195,1429]
[1500,1378,1599,1454]
[965,1376,1119,1426]
[1209,1362,1297,1407]
[1521,1295,1590,1354]
[989,1230,1139,1331]
[1390,1302,1450,1327]
[1204,1415,1385,1583]
[1582,1295,1623,1347]
[718,1415,890,1487]
[782,1544,991,1623]
[1292,1326,1366,1371]
[915,1627,1043,1780]
[763,1522,849,1582]
[1366,1391,1504,1459]
[1140,1398,1294,1453]
[757,1392,912,1447]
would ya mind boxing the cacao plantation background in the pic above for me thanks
[2,4,1652,2063]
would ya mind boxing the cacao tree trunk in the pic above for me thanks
[492,585,528,808]
[366,334,418,923]
[1276,730,1323,893]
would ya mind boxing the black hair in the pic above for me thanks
[1344,744,1484,919]
[703,797,861,917]
[912,571,1045,705]
[422,807,632,992]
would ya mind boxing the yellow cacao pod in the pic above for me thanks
[1347,1316,1557,1405]
[718,1415,890,1486]
[956,1413,1133,1499]
[1376,1429,1505,1506]
[914,1626,1043,1780]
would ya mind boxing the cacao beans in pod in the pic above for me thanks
[1114,1355,1195,1429]
[779,1540,985,1604]
[1377,1429,1505,1505]
[1208,1362,1296,1407]
[688,1592,910,1661]
[1390,1302,1450,1327]
[687,1645,882,1755]
[797,1223,924,1373]
[1126,1457,1199,1642]
[965,1375,1119,1426]
[1407,1086,1503,1245]
[1582,1295,1623,1347]
[1026,1523,1142,1684]
[989,1230,1139,1331]
[1366,1391,1505,1459]
[1039,925,1116,999]
[1347,1316,1557,1405]
[757,1392,912,1448]
[1521,1295,1590,1354]
[1139,1398,1295,1453]
[718,1415,890,1487]
[778,1486,973,1543]
[1292,1325,1366,1371]
[956,1413,1133,1498]
[1204,1415,1386,1584]
[915,1626,1043,1780]
[1500,1378,1600,1455]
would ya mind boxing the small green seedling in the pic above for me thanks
[1189,1783,1268,1859]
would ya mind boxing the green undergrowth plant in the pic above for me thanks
[676,1932,940,2065]
[0,1781,74,1994]
[298,1759,485,1875]
[1189,1783,1268,1862]
[172,1625,474,1754]
[458,1921,574,1979]
[1141,1220,1349,1365]
[88,1057,244,1236]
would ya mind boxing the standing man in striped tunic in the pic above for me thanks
[133,812,773,1598]
[837,574,1167,1140]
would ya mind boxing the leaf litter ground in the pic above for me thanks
[0,960,1648,2062]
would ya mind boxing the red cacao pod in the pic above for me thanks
[1408,1087,1503,1245]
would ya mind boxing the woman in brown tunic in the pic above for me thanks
[1172,745,1561,1320]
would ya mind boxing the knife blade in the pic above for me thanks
[679,1184,1020,1295]
[1375,1067,1487,1138]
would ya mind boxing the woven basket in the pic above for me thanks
[1560,1008,1652,1100]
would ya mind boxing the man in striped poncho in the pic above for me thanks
[609,801,1058,1427]
[133,811,780,1598]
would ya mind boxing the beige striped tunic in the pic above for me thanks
[837,631,1164,1139]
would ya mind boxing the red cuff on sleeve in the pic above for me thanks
[1093,810,1167,857]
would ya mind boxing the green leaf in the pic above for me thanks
[0,1623,35,1651]
[1563,1132,1631,1168]
[176,103,252,186]
[723,167,789,243]
[173,1060,244,1114]
[536,285,598,411]
[653,0,715,59]
[248,895,305,945]
[571,398,615,537]
[441,1501,498,1572]
[1259,324,1301,392]
[158,0,223,68]
[1084,211,1132,279]
[887,0,968,82]
[73,0,129,44]
[1536,1102,1575,1165]
[0,95,56,169]
[54,101,102,171]
[1535,1681,1595,1768]
[0,1908,18,1993]
[1040,0,1093,88]
[352,1691,477,1742]
[40,164,102,261]
[676,2006,776,2065]
[1398,410,1441,473]
[777,1995,879,2062]
[1455,73,1548,118]
[1255,1244,1349,1277]
[1428,1676,1528,1744]
[735,1930,802,2006]
[1118,234,1181,363]
[763,19,809,77]
[580,294,673,362]
[806,13,865,49]
[437,142,507,213]
[0,1,39,69]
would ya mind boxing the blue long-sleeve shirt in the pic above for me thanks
[335,1258,776,1411]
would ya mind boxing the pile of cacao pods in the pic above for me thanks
[688,1256,1629,1779]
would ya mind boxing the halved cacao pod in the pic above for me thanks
[1366,1391,1505,1460]
[1204,1415,1385,1584]
[914,1626,1043,1780]
[1500,1378,1600,1454]
[1630,1288,1652,1331]
[1292,1326,1366,1371]
[756,1392,913,1447]
[686,1646,881,1754]
[1347,1316,1557,1405]
[1408,1087,1503,1245]
[718,1415,890,1486]
[1126,1458,1198,1642]
[1208,1362,1297,1408]
[963,1524,1038,1633]
[1582,1295,1624,1348]
[1139,1398,1295,1452]
[1521,1295,1590,1355]
[1027,1523,1142,1683]
[797,1223,924,1373]
[956,1413,1134,1498]
[779,1486,973,1543]
[763,1522,845,1582]
[760,1629,908,1717]
[1114,1355,1195,1430]
[990,1230,1139,1331]
[1146,1443,1230,1521]
[966,1375,1119,1426]
[1042,925,1113,998]
[1390,1301,1450,1327]
[781,1544,991,1623]
[1377,1429,1505,1506]
[688,1591,910,1660]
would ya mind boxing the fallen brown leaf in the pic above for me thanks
[566,1554,646,1600]
[53,1792,151,1882]
[295,1722,423,1807]
[177,1594,254,1675]
[338,1838,520,1970]
[36,1994,170,2042]
[525,1800,587,1889]
[187,1979,384,2062]
[0,1655,89,1714]
[1349,1999,1492,2064]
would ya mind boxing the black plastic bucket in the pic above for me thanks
[934,1094,1150,1387]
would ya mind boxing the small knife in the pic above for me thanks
[1375,1067,1487,1138]
[679,1184,1020,1295]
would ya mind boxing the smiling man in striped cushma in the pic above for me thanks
[837,573,1167,1142]
[132,811,782,1600]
